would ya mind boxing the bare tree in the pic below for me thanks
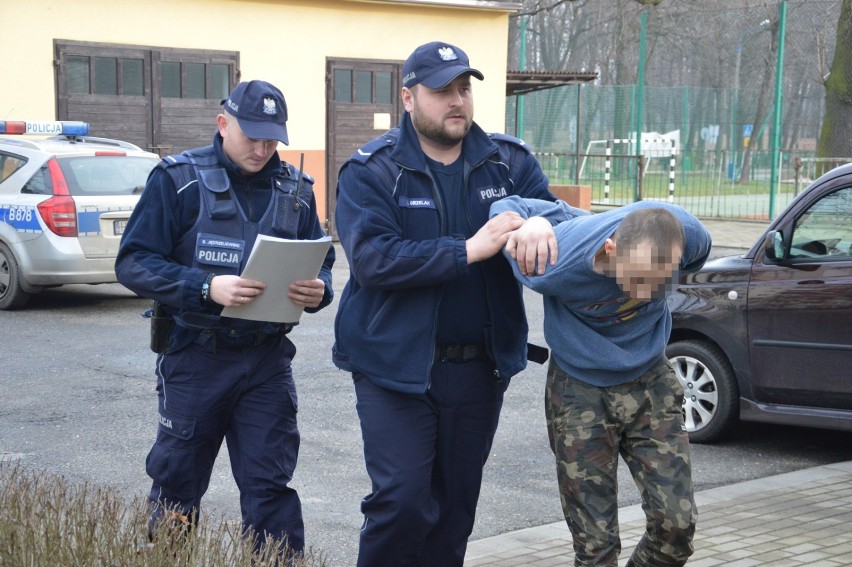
[508,0,843,163]
[737,3,778,183]
[817,0,852,166]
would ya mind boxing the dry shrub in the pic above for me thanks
[0,462,327,566]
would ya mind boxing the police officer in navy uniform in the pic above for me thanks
[116,80,334,555]
[333,42,555,566]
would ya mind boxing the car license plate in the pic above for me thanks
[113,219,128,236]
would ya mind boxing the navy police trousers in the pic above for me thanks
[147,333,303,552]
[353,358,506,566]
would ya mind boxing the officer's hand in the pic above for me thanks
[288,278,325,308]
[466,212,524,264]
[210,275,267,307]
[505,216,558,276]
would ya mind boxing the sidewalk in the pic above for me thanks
[698,218,768,251]
[465,460,852,566]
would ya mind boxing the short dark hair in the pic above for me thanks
[614,208,684,261]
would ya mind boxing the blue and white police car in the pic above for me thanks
[0,121,159,309]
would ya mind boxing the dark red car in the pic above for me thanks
[667,163,852,443]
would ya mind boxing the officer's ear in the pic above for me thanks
[402,86,416,112]
[216,114,229,138]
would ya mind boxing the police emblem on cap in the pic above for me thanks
[437,46,458,61]
[262,97,277,116]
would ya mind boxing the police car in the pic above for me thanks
[0,121,159,309]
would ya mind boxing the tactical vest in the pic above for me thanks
[161,146,313,340]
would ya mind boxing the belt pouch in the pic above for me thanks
[150,301,174,354]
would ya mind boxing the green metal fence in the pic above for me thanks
[533,149,850,219]
[504,1,843,220]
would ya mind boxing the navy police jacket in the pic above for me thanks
[115,133,334,352]
[332,112,554,394]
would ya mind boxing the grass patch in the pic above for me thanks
[0,462,327,566]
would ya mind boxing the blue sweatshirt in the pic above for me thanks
[490,197,711,387]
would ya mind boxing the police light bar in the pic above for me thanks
[0,121,89,136]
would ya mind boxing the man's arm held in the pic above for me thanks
[465,211,524,264]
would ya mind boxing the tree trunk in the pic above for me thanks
[817,0,852,175]
[738,17,778,184]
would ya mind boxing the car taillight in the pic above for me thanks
[37,158,78,237]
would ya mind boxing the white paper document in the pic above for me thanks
[220,235,332,323]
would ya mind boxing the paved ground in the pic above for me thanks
[465,460,852,566]
[698,217,768,251]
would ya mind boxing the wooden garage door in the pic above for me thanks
[326,58,402,239]
[55,40,238,156]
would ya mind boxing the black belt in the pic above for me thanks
[435,343,488,364]
[198,325,293,350]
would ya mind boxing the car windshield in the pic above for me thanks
[54,155,158,196]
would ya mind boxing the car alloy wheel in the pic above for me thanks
[666,339,739,443]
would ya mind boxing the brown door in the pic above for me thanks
[55,41,238,156]
[326,58,402,239]
[152,50,237,155]
[55,42,153,151]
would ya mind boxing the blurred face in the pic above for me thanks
[612,240,682,300]
[403,74,474,149]
[217,113,279,175]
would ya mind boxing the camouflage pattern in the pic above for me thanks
[545,357,696,567]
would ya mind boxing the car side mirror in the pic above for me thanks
[764,230,785,261]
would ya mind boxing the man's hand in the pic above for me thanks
[209,275,267,307]
[505,216,558,276]
[466,211,525,264]
[288,278,325,308]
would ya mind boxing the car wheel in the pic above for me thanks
[666,340,739,443]
[0,242,30,310]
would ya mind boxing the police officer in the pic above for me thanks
[333,42,555,566]
[115,80,334,555]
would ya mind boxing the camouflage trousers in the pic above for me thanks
[545,357,696,567]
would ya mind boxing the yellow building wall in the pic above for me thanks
[0,0,514,222]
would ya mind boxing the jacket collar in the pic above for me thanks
[390,111,498,172]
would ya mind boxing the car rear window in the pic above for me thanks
[58,155,158,196]
[27,155,157,197]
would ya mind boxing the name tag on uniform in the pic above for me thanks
[398,196,435,209]
[195,233,244,269]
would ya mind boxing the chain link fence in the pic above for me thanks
[530,146,850,219]
[505,1,848,219]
